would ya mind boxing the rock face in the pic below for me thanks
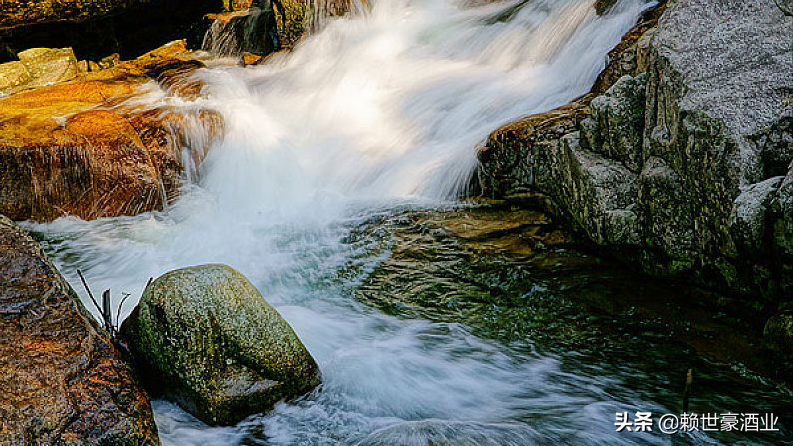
[0,0,224,62]
[0,41,223,222]
[0,215,159,445]
[0,0,153,29]
[226,0,368,50]
[478,0,792,299]
[121,264,321,426]
[203,8,280,57]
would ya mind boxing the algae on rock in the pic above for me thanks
[121,264,321,426]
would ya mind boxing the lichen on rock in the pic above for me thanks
[120,264,321,426]
[477,0,793,299]
[0,215,159,446]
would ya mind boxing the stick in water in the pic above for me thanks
[77,269,104,319]
[102,289,113,335]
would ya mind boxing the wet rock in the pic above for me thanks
[243,51,265,65]
[590,3,665,95]
[0,0,153,29]
[593,0,618,16]
[227,0,368,49]
[204,8,280,57]
[98,52,121,70]
[478,2,664,198]
[771,164,793,295]
[730,176,785,254]
[0,215,159,445]
[120,264,321,426]
[478,100,591,197]
[478,0,792,298]
[0,41,223,222]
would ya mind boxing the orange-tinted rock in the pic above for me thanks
[0,215,159,445]
[0,41,223,222]
[243,52,265,65]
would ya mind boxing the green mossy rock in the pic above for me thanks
[121,264,320,426]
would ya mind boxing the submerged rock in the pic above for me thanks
[0,215,159,445]
[121,264,321,426]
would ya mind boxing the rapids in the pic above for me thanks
[25,0,791,444]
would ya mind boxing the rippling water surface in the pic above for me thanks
[26,0,792,444]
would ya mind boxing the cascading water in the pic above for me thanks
[30,0,790,444]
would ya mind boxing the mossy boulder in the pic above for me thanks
[121,264,320,426]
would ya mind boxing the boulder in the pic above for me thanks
[0,215,159,445]
[120,264,321,426]
[0,41,223,222]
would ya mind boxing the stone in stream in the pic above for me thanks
[0,215,160,445]
[120,264,321,426]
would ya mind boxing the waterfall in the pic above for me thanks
[29,1,661,444]
[190,0,652,211]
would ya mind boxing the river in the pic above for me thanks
[26,0,792,444]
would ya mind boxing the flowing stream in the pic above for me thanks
[25,0,792,444]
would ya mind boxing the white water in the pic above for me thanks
[28,0,669,444]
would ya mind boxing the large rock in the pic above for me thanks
[478,0,792,298]
[478,2,664,198]
[121,264,321,426]
[0,41,223,222]
[0,215,159,445]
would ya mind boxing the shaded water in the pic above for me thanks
[25,0,793,444]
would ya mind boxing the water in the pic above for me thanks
[25,0,792,444]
